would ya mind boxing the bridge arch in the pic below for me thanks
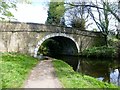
[34,33,80,57]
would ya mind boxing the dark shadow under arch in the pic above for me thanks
[37,36,78,56]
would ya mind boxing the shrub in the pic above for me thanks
[82,46,116,58]
[117,41,120,58]
[37,45,49,55]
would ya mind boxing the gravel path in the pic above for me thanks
[23,60,62,88]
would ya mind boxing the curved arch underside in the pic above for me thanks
[43,36,78,56]
[34,33,79,57]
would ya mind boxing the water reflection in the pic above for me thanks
[110,69,120,86]
[52,55,120,86]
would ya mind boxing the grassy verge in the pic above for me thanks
[1,52,39,88]
[52,60,117,88]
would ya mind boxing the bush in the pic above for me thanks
[82,46,116,58]
[117,41,120,58]
[37,45,49,55]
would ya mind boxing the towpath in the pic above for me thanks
[24,60,62,88]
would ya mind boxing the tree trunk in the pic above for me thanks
[76,59,80,72]
[104,35,108,47]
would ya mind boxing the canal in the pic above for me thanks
[51,55,120,86]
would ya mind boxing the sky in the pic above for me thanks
[11,0,49,23]
[10,0,118,31]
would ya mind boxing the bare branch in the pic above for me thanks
[65,2,120,22]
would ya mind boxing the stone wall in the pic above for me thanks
[0,22,105,56]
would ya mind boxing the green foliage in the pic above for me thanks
[0,0,32,21]
[71,18,85,30]
[82,46,116,58]
[38,39,62,56]
[108,37,120,47]
[46,0,65,25]
[66,1,88,29]
[116,41,120,58]
[52,60,117,88]
[1,52,38,88]
[0,0,16,21]
[38,45,49,55]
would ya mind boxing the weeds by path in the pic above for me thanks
[1,53,38,88]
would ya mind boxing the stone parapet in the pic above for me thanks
[0,22,101,37]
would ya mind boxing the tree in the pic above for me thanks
[88,0,111,46]
[65,1,87,29]
[0,0,16,21]
[66,0,119,46]
[0,0,31,21]
[65,0,120,22]
[46,0,65,25]
[105,1,120,22]
[102,1,120,39]
[65,0,95,30]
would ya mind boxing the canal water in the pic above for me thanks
[52,55,120,86]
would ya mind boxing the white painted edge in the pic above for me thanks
[34,33,79,57]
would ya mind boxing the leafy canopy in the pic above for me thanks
[0,0,16,21]
[46,0,65,25]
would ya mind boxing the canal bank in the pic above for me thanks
[52,59,117,88]
[1,53,118,88]
[39,45,120,87]
[51,55,120,87]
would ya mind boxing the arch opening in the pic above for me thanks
[34,34,79,57]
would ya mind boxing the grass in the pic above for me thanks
[1,52,118,88]
[52,59,118,88]
[1,52,39,88]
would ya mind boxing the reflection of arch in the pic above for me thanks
[34,33,79,57]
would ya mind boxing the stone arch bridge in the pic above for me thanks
[0,22,105,57]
